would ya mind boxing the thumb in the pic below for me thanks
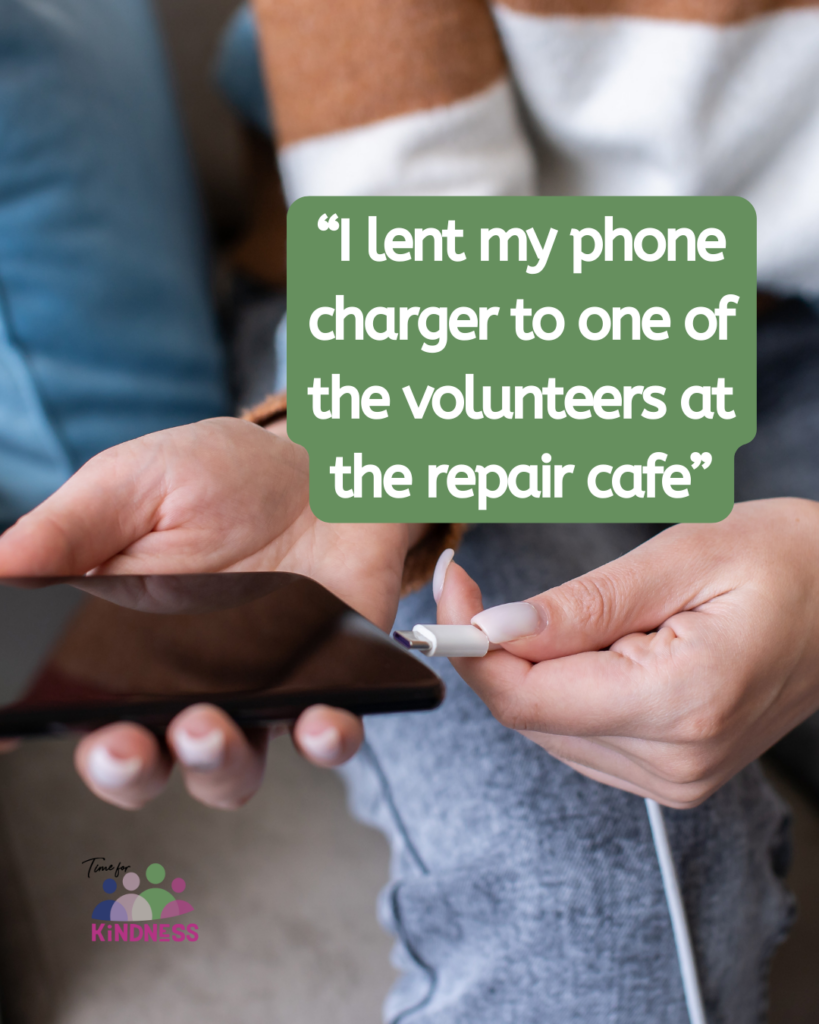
[470,523,722,662]
[436,557,484,626]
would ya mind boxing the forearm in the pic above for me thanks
[250,0,536,199]
[252,0,505,147]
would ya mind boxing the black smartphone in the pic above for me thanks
[0,573,444,737]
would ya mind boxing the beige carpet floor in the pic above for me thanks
[0,735,395,1024]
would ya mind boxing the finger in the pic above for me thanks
[525,731,724,808]
[75,723,171,810]
[434,556,541,720]
[526,730,677,802]
[459,599,764,742]
[532,724,712,786]
[469,512,757,662]
[556,755,722,810]
[292,705,364,766]
[451,615,688,739]
[436,558,485,624]
[435,552,677,737]
[167,704,268,810]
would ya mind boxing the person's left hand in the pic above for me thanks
[0,417,414,809]
[436,498,819,808]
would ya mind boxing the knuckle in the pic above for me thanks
[659,754,709,788]
[655,778,718,810]
[560,572,620,635]
[565,577,614,630]
[485,690,527,732]
[669,706,732,746]
[654,743,722,790]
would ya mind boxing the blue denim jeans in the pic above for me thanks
[339,301,817,1024]
[0,0,231,526]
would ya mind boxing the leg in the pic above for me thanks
[342,522,793,1024]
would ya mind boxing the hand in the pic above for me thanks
[0,417,410,628]
[0,418,414,808]
[72,702,363,811]
[437,498,819,808]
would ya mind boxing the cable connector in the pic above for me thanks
[393,624,491,658]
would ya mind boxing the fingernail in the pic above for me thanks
[432,548,455,604]
[175,726,226,770]
[471,602,542,643]
[87,746,142,789]
[300,726,342,764]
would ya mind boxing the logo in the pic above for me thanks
[90,862,198,943]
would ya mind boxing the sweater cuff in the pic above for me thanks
[241,391,288,427]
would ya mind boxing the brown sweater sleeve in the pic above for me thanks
[249,0,508,146]
[243,3,488,584]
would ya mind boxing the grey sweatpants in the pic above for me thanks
[340,299,819,1024]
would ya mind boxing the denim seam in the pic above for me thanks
[756,808,798,1024]
[359,740,438,1021]
[388,883,439,1024]
[360,739,428,877]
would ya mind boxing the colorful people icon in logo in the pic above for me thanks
[91,863,193,921]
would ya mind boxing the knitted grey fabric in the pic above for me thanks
[340,300,818,1024]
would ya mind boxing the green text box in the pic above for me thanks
[288,197,756,523]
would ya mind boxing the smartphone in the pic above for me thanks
[0,573,444,737]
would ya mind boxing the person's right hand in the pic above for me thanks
[0,417,416,809]
[437,498,819,808]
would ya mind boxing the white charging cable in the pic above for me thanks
[394,624,709,1024]
[645,798,708,1024]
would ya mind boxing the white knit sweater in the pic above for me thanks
[252,0,819,298]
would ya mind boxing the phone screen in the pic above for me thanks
[0,574,443,736]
